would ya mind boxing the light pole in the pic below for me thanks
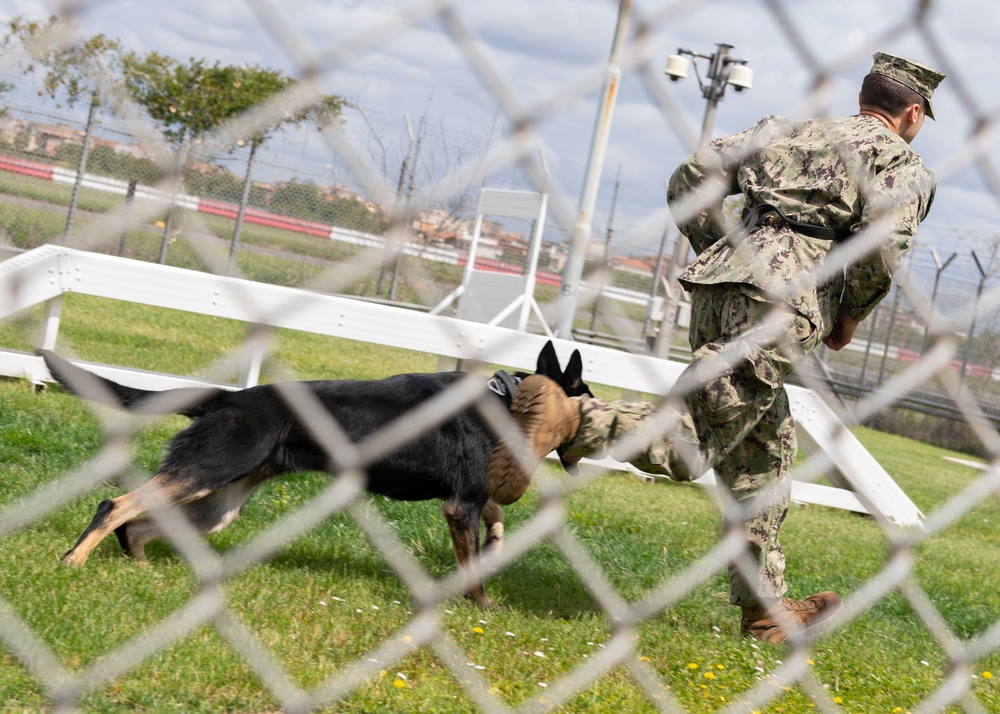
[554,0,633,339]
[653,43,752,358]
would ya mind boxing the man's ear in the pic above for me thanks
[906,102,923,122]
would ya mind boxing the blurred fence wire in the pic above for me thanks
[2,0,1000,712]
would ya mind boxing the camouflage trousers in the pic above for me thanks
[563,283,823,606]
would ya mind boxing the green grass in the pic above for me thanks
[0,169,125,214]
[3,297,1000,712]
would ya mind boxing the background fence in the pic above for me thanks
[3,0,1000,712]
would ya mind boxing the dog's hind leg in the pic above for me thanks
[114,469,272,561]
[443,497,491,607]
[480,499,504,555]
[62,472,215,566]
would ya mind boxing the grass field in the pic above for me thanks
[2,294,1000,712]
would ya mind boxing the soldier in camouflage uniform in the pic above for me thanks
[489,53,944,644]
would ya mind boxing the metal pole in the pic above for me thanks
[227,140,258,275]
[159,138,189,265]
[390,128,422,301]
[876,256,908,386]
[591,164,621,333]
[653,44,732,359]
[63,91,98,241]
[116,178,137,256]
[642,224,669,343]
[554,0,632,339]
[378,114,414,297]
[922,248,956,353]
[859,304,879,387]
[653,113,719,357]
[960,250,988,385]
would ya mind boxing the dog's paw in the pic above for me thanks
[60,551,87,567]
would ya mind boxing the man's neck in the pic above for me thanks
[859,108,900,135]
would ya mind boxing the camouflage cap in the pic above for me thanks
[870,52,945,119]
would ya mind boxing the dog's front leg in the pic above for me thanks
[480,499,504,555]
[442,497,491,607]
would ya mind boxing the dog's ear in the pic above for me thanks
[535,340,561,378]
[560,349,591,397]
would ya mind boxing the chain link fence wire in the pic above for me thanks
[3,0,1000,711]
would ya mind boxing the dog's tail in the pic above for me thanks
[36,349,224,418]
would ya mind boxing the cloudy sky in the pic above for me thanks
[1,0,998,257]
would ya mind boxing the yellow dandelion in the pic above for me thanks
[393,679,406,688]
[807,659,815,665]
[639,656,651,661]
[473,626,484,634]
[893,708,903,713]
[688,662,699,670]
[833,696,843,704]
[716,663,725,669]
[703,672,716,680]
[984,671,994,679]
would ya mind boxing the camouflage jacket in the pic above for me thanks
[667,114,936,333]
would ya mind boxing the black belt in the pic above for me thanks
[738,203,852,242]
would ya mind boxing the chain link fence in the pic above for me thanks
[3,1,1000,712]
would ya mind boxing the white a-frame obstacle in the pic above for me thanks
[430,188,552,336]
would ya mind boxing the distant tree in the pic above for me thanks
[54,143,164,184]
[0,15,121,106]
[183,168,267,205]
[270,180,325,218]
[269,180,387,234]
[119,51,347,265]
[319,197,388,235]
[1,15,124,237]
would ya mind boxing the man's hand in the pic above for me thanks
[824,311,861,351]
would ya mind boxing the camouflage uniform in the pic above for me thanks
[564,56,940,606]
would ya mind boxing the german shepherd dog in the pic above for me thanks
[38,341,589,606]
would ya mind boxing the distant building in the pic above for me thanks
[538,241,568,273]
[35,123,85,156]
[612,255,655,277]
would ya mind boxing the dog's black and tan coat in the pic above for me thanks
[39,342,589,606]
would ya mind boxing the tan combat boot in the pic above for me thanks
[740,591,843,644]
[487,375,582,505]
